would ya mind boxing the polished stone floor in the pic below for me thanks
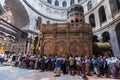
[0,65,117,80]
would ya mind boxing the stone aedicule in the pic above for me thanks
[40,5,92,57]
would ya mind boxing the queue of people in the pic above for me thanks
[0,53,9,64]
[0,53,120,79]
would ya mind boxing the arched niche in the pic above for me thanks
[55,0,59,7]
[98,6,107,24]
[116,23,120,49]
[63,1,67,7]
[47,0,52,4]
[89,13,96,28]
[87,1,92,11]
[102,31,110,42]
[70,0,75,5]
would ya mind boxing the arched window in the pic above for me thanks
[80,6,84,13]
[63,1,67,7]
[74,7,80,11]
[34,36,38,44]
[71,20,74,23]
[102,31,110,42]
[87,1,92,11]
[0,4,3,15]
[75,19,79,23]
[36,17,41,30]
[70,0,75,5]
[109,0,120,16]
[55,0,59,6]
[70,8,74,13]
[89,13,96,27]
[116,23,120,49]
[78,0,81,2]
[99,6,107,24]
[0,10,2,15]
[116,0,120,10]
[47,0,52,4]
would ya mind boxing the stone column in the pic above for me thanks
[26,38,31,54]
[80,33,84,56]
[40,34,44,56]
[66,27,70,55]
[94,10,101,29]
[88,36,93,58]
[54,33,57,56]
[110,28,120,56]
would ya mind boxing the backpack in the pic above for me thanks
[65,60,70,66]
[93,60,98,66]
[81,61,85,67]
[41,57,45,62]
[12,56,16,61]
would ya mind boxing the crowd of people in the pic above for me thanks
[0,53,120,79]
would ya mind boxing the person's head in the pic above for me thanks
[55,56,58,58]
[81,59,85,62]
[66,57,69,59]
[103,56,106,59]
[85,56,88,59]
[93,55,95,58]
[75,55,78,57]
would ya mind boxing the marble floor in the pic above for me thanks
[0,66,118,80]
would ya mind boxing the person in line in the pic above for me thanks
[54,56,61,77]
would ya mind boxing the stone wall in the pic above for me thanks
[41,23,92,57]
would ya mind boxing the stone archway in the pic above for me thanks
[116,23,120,49]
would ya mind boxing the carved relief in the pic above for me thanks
[70,41,79,55]
[57,41,66,55]
[44,41,53,55]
